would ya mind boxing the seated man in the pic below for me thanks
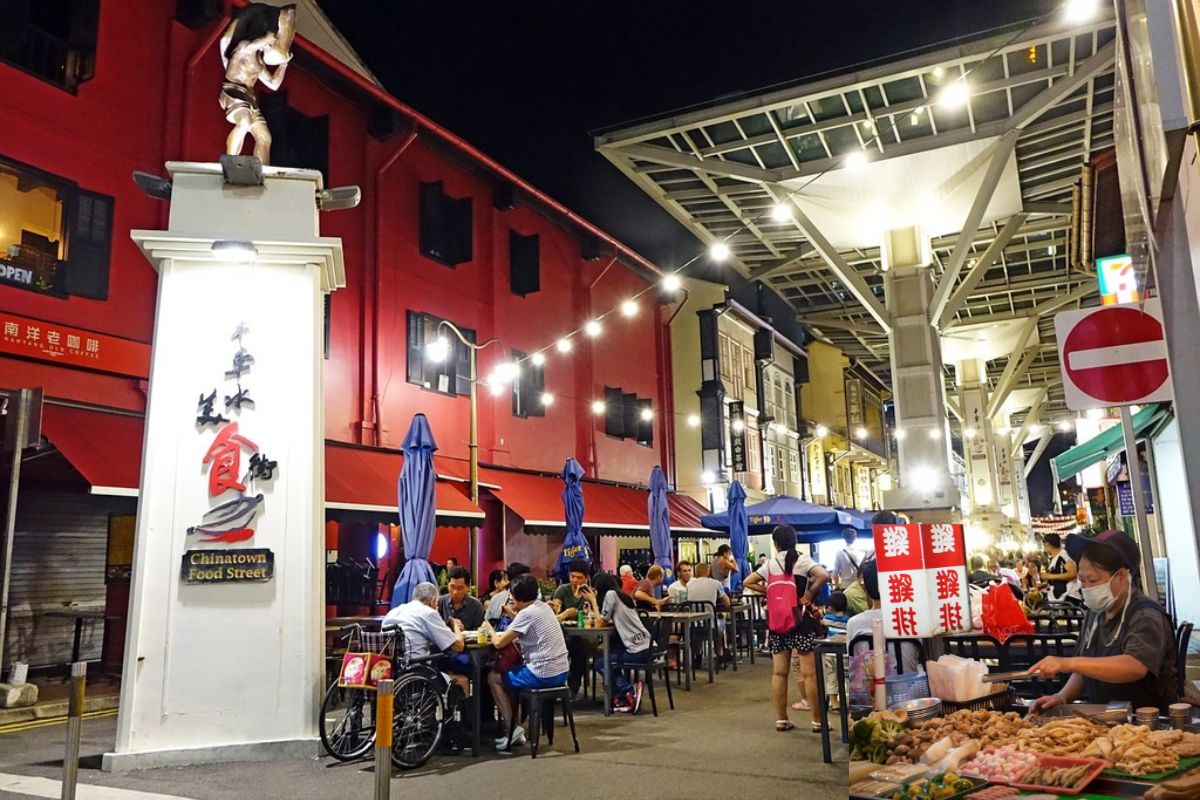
[485,574,570,750]
[667,559,692,602]
[633,564,668,611]
[551,559,593,699]
[685,562,731,656]
[438,566,485,631]
[619,564,638,595]
[383,581,469,694]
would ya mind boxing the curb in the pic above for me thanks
[0,694,119,727]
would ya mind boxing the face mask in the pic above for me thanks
[1082,574,1120,613]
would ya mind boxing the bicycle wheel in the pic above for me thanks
[390,671,445,770]
[319,681,377,761]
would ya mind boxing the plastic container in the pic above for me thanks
[940,688,1014,713]
[886,672,931,706]
[1010,755,1106,796]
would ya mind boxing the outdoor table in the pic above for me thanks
[561,623,616,716]
[462,640,492,756]
[44,608,105,666]
[647,610,713,690]
[813,635,849,765]
[324,614,388,630]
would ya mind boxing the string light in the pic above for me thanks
[620,299,638,317]
[661,274,682,292]
[541,392,554,407]
[854,426,868,440]
[709,242,731,261]
[686,414,700,427]
[591,400,606,415]
[1057,420,1074,432]
[1063,0,1100,24]
[426,337,451,363]
[555,338,572,353]
[815,424,829,438]
[701,470,717,485]
[938,79,970,109]
[928,428,943,440]
[732,419,745,433]
[531,352,545,366]
[640,407,654,422]
[488,382,505,397]
[770,202,793,222]
[584,319,602,337]
[844,150,869,172]
[894,429,906,440]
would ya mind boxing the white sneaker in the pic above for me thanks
[510,725,527,746]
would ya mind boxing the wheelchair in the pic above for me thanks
[319,624,470,770]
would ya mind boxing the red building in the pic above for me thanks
[0,0,704,670]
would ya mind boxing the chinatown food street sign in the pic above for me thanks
[181,548,274,584]
[873,523,971,639]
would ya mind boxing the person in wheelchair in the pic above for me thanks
[383,581,471,697]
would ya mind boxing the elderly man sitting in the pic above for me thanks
[383,581,469,694]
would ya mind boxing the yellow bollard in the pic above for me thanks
[374,679,393,799]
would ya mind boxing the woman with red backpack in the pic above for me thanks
[743,524,830,733]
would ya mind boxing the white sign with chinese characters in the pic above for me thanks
[873,523,971,639]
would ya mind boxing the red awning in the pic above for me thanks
[480,466,650,536]
[668,493,712,536]
[325,443,483,526]
[40,405,144,496]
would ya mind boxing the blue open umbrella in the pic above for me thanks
[390,414,438,607]
[700,494,867,543]
[554,458,591,581]
[727,480,750,591]
[647,466,674,582]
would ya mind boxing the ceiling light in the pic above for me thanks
[640,407,654,422]
[770,203,793,222]
[844,150,869,172]
[591,400,606,415]
[815,424,829,438]
[584,320,602,337]
[686,414,700,428]
[709,242,731,262]
[1063,0,1100,24]
[621,299,638,317]
[938,79,970,109]
[211,240,258,262]
[661,274,682,292]
[540,392,554,407]
[862,118,874,132]
[425,337,451,364]
[531,352,545,367]
[556,338,572,354]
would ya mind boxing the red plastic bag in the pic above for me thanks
[981,583,1033,644]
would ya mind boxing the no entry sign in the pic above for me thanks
[1054,299,1172,410]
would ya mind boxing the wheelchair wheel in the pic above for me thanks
[319,681,377,761]
[390,671,445,770]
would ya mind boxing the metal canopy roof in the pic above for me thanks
[596,16,1117,427]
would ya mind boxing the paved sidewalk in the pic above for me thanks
[0,661,847,799]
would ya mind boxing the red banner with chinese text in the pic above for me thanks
[874,522,971,639]
[0,310,150,379]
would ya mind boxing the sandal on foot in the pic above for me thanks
[792,700,810,711]
[811,721,827,732]
[775,720,796,732]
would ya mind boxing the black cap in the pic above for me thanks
[1066,530,1140,573]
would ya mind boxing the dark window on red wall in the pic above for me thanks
[511,350,545,419]
[406,311,475,396]
[0,0,99,92]
[601,386,652,447]
[259,92,330,182]
[419,182,473,267]
[509,231,540,296]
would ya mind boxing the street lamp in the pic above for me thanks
[426,320,501,580]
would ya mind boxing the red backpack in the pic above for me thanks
[766,559,801,635]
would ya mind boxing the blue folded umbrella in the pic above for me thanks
[391,414,439,607]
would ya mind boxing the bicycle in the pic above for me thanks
[319,624,396,761]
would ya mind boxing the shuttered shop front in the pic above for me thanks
[3,490,133,668]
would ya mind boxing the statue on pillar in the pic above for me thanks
[218,3,297,164]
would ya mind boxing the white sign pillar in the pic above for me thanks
[105,162,345,770]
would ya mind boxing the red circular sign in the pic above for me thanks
[1063,306,1168,403]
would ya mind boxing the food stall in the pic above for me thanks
[848,522,1199,799]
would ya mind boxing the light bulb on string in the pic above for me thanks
[938,79,970,109]
[732,419,745,433]
[425,337,451,363]
[686,414,700,428]
[770,203,793,222]
[661,274,682,292]
[531,352,545,367]
[556,337,572,354]
[584,319,602,337]
[844,150,869,172]
[814,424,829,438]
[709,242,731,262]
[620,299,638,317]
[540,392,554,407]
[591,400,606,415]
[1063,0,1099,24]
[640,407,653,422]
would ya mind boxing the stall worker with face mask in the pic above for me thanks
[1027,530,1178,715]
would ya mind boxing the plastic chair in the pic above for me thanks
[615,612,673,715]
[507,685,579,759]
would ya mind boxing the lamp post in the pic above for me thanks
[427,321,501,583]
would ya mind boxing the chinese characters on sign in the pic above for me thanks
[0,311,151,378]
[187,324,279,551]
[729,401,747,473]
[873,523,971,639]
[845,378,863,427]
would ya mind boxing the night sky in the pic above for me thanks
[321,0,1069,512]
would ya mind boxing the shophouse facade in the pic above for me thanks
[0,0,705,670]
